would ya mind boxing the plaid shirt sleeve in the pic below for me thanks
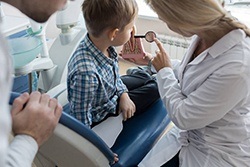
[116,73,128,97]
[113,56,128,97]
[68,70,98,127]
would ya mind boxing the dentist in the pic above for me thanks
[140,0,250,166]
[0,0,69,166]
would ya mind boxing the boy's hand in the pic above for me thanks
[118,93,136,121]
[110,153,119,165]
[114,153,119,162]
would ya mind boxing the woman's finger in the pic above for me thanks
[154,38,166,53]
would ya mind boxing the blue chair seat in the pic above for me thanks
[111,99,170,167]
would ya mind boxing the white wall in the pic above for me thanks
[135,16,178,53]
[135,0,180,53]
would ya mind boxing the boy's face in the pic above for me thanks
[112,20,135,47]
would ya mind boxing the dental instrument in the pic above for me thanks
[134,31,157,43]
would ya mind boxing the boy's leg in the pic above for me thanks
[121,70,160,115]
[126,65,156,76]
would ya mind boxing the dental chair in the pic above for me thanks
[10,91,171,167]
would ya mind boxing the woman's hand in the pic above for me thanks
[151,38,172,72]
[118,93,136,121]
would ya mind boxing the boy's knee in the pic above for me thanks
[147,82,160,98]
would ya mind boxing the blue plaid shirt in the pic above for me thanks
[67,34,128,127]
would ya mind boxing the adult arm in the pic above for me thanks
[152,38,248,130]
[1,92,62,166]
[170,59,181,79]
[6,135,38,167]
[156,65,248,130]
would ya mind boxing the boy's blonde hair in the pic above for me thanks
[145,0,250,36]
[82,0,138,37]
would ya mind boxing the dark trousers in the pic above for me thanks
[120,70,160,116]
[91,70,159,128]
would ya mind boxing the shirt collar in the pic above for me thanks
[186,29,246,65]
[208,29,246,58]
[183,36,209,65]
[84,34,118,65]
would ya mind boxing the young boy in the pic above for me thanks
[67,0,159,128]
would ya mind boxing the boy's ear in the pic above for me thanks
[108,28,119,41]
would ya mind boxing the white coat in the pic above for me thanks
[139,29,250,167]
[0,28,38,167]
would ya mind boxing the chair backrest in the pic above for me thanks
[38,29,86,92]
[35,111,115,167]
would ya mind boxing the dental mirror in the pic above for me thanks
[134,31,156,43]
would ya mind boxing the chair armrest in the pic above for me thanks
[46,82,67,99]
[59,112,115,164]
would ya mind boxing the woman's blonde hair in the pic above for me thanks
[217,0,225,6]
[82,0,138,37]
[145,0,250,36]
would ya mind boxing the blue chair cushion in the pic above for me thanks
[111,99,170,167]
